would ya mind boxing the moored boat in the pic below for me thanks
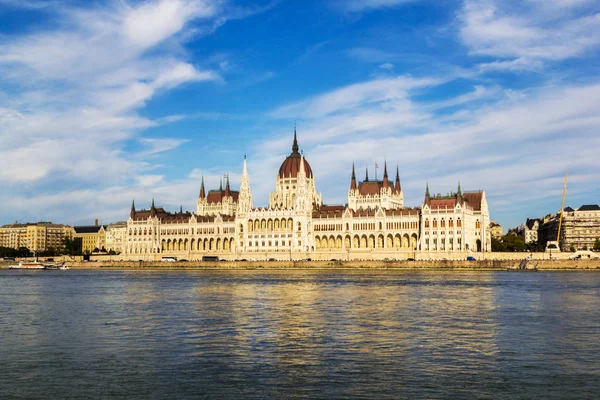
[8,261,46,269]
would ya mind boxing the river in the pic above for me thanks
[0,270,598,399]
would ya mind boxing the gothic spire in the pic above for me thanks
[383,160,389,188]
[425,182,430,198]
[365,166,369,182]
[292,125,299,154]
[224,174,230,197]
[150,198,156,217]
[199,176,205,199]
[180,205,183,214]
[130,199,135,219]
[219,178,223,191]
[457,181,462,196]
[350,162,357,190]
[394,165,401,193]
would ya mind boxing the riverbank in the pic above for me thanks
[3,259,599,270]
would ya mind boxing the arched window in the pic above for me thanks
[425,219,430,228]
[433,219,438,228]
[457,218,462,228]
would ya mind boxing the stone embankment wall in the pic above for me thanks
[56,259,600,270]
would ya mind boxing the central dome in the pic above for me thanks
[278,131,313,179]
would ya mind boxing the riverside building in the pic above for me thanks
[0,222,74,253]
[124,132,491,260]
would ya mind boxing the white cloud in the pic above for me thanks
[0,1,226,190]
[379,63,394,70]
[459,0,600,64]
[122,0,217,50]
[477,57,544,72]
[0,0,272,224]
[269,75,443,119]
[254,75,600,229]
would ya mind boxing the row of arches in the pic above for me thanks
[129,227,157,236]
[246,218,298,233]
[314,233,418,250]
[161,237,234,252]
[127,246,159,254]
[424,218,462,229]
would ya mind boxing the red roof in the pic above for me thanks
[429,198,457,210]
[206,190,239,204]
[463,192,483,211]
[357,181,383,196]
[278,153,313,179]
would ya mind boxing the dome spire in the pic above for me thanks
[350,162,357,190]
[292,124,299,154]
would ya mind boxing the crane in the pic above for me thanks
[556,170,568,244]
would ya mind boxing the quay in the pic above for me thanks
[2,259,599,271]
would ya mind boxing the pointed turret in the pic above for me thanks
[298,153,306,179]
[292,125,299,154]
[425,182,430,205]
[219,178,223,191]
[238,155,253,214]
[199,176,205,199]
[394,165,401,193]
[150,198,156,217]
[457,181,462,196]
[179,205,183,214]
[383,160,389,188]
[224,174,230,197]
[130,199,135,219]
[365,166,369,182]
[350,162,357,190]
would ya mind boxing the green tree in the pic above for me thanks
[593,238,600,251]
[491,237,506,252]
[501,234,527,252]
[61,236,82,256]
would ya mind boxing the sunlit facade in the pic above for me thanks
[123,132,491,260]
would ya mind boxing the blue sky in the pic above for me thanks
[0,0,599,231]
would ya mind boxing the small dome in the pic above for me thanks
[278,129,313,179]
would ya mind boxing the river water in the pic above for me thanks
[0,270,598,399]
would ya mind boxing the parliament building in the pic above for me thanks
[123,131,491,260]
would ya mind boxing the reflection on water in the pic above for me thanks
[0,270,599,399]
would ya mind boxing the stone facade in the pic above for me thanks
[105,222,127,253]
[560,205,600,250]
[0,222,74,253]
[74,224,107,253]
[489,221,503,239]
[123,132,491,260]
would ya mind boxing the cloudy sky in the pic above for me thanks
[0,0,598,230]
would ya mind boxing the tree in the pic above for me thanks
[62,236,82,256]
[492,234,527,252]
[593,239,600,251]
[491,237,506,252]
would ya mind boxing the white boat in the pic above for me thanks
[8,261,46,269]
